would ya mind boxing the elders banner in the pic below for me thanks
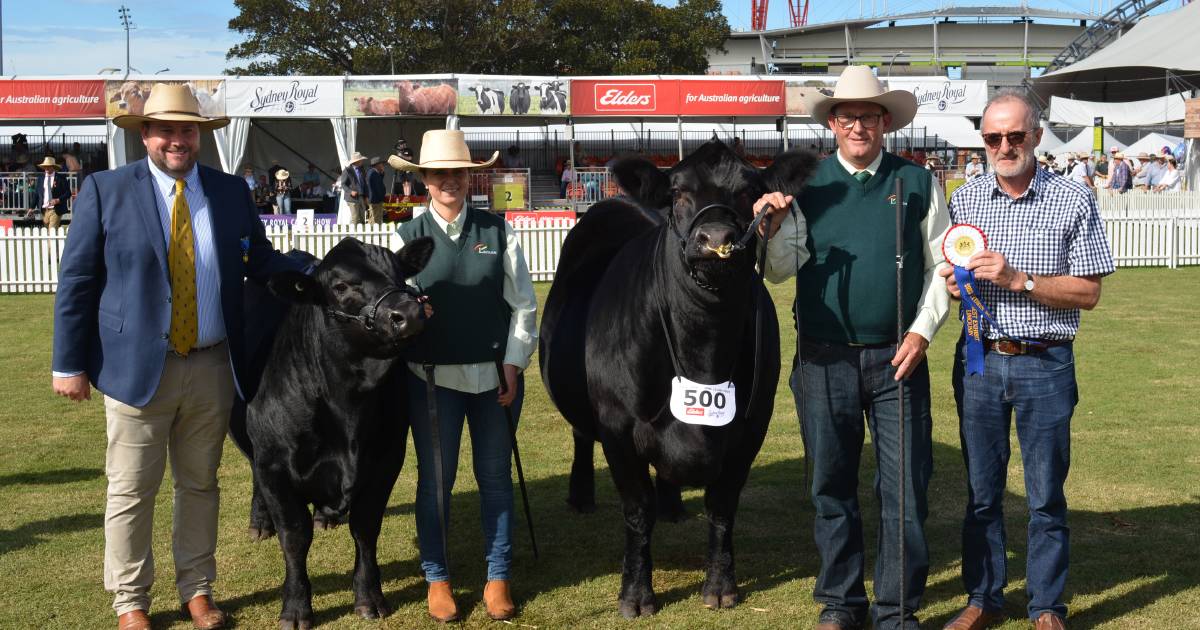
[0,80,106,118]
[225,78,344,117]
[677,80,784,116]
[571,79,784,117]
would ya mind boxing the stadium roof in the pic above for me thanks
[729,5,1102,38]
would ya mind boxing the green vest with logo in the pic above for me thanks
[398,207,510,364]
[795,152,930,344]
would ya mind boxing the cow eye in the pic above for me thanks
[332,281,349,294]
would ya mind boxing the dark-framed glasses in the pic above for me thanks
[981,130,1032,149]
[833,113,883,129]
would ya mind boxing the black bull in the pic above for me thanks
[540,141,817,617]
[228,236,434,629]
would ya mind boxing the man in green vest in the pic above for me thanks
[753,66,952,630]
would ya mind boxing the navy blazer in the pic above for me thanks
[52,159,299,407]
[34,172,71,209]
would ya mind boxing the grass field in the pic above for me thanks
[1,268,1198,629]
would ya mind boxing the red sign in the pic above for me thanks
[0,80,106,119]
[571,79,783,117]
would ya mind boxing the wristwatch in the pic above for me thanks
[1022,272,1035,294]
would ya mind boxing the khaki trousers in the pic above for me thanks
[43,208,61,229]
[102,343,235,615]
[368,201,385,224]
[350,198,367,224]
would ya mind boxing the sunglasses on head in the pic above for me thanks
[981,130,1032,149]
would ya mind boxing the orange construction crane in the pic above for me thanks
[750,0,810,30]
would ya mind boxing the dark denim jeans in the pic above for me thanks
[791,339,933,630]
[952,339,1077,621]
[406,371,523,583]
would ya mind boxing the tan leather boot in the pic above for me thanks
[427,581,459,623]
[483,580,516,620]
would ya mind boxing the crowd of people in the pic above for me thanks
[1037,146,1183,193]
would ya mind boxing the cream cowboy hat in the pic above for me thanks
[1113,152,1125,159]
[388,129,499,172]
[346,151,368,166]
[802,65,919,131]
[275,169,290,181]
[37,156,62,170]
[112,83,228,131]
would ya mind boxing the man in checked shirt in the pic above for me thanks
[938,90,1115,630]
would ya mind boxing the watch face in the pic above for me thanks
[1024,278,1035,291]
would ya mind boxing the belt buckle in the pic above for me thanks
[994,340,1022,356]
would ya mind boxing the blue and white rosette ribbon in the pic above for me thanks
[943,224,1034,375]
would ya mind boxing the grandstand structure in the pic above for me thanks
[708,5,1106,90]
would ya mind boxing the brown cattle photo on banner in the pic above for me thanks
[345,78,458,117]
[104,79,225,118]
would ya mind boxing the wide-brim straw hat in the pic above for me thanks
[1113,152,1125,159]
[1037,155,1049,164]
[275,169,290,181]
[113,83,228,131]
[388,129,499,172]
[802,65,918,131]
[37,156,61,170]
[346,151,368,166]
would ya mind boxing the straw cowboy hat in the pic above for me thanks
[1113,151,1125,159]
[801,65,919,131]
[1037,155,1049,164]
[112,83,228,131]
[275,169,290,181]
[37,156,62,171]
[346,151,368,166]
[388,129,499,172]
[969,153,981,160]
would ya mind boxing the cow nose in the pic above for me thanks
[388,310,408,332]
[695,225,739,258]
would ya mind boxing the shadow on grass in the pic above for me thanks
[0,512,103,555]
[0,466,102,487]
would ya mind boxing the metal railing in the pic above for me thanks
[0,172,80,213]
[467,168,533,211]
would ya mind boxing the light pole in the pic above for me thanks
[154,68,170,74]
[887,50,907,78]
[886,51,908,152]
[118,5,134,76]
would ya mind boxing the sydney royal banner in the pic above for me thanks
[884,78,988,116]
[571,79,784,117]
[225,78,344,117]
[0,80,106,118]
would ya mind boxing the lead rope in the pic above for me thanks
[422,363,451,576]
[788,199,812,499]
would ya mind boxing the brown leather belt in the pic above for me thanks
[169,340,225,358]
[984,338,1072,356]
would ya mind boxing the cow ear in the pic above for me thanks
[268,270,323,305]
[611,158,670,207]
[762,149,820,199]
[395,236,435,278]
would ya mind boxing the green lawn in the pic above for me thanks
[1,268,1198,629]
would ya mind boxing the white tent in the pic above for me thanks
[1034,121,1065,155]
[1052,127,1125,158]
[1034,2,1200,102]
[911,115,982,148]
[1122,133,1184,158]
[1048,94,1187,126]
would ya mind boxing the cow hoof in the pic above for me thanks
[354,602,392,619]
[313,516,340,530]
[566,497,596,514]
[248,526,276,542]
[701,590,740,609]
[617,595,658,618]
[278,618,313,630]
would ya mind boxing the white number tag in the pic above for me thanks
[669,376,736,427]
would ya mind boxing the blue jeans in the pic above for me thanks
[406,370,522,583]
[276,194,292,215]
[792,339,932,630]
[952,339,1077,621]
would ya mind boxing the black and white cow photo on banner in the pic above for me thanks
[456,75,569,116]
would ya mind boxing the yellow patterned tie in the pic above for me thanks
[168,178,198,356]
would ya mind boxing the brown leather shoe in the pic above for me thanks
[483,579,516,621]
[182,594,226,630]
[944,605,1006,630]
[427,581,459,623]
[1035,612,1066,630]
[117,609,151,630]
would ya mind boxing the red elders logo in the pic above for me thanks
[595,84,656,111]
[686,407,705,416]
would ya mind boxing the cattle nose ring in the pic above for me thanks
[706,243,735,259]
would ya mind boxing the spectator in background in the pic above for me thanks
[339,152,370,224]
[242,165,257,191]
[62,142,83,173]
[367,157,387,224]
[1144,153,1166,189]
[1131,153,1150,189]
[301,163,320,195]
[732,136,746,156]
[965,153,985,179]
[1154,155,1181,192]
[504,145,526,169]
[1069,153,1094,189]
[274,169,292,215]
[1094,153,1109,178]
[1107,152,1131,193]
[560,160,574,198]
[392,139,417,196]
[35,156,71,228]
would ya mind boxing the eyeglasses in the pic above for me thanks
[833,113,883,129]
[981,130,1032,149]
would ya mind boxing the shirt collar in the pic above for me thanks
[146,157,200,195]
[427,202,467,236]
[988,164,1047,200]
[836,149,883,177]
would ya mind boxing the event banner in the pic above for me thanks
[345,77,458,117]
[456,75,568,116]
[225,78,344,117]
[105,79,225,119]
[885,78,988,116]
[785,77,838,117]
[571,79,784,117]
[0,80,106,118]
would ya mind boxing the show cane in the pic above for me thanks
[492,342,539,560]
[893,177,907,622]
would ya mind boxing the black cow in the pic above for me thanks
[468,86,506,114]
[510,82,531,115]
[540,141,816,618]
[537,81,566,112]
[229,236,434,629]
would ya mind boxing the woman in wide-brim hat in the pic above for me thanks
[388,129,533,623]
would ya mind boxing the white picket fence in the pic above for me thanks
[0,218,577,293]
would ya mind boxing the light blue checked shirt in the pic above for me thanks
[948,167,1115,341]
[146,158,227,348]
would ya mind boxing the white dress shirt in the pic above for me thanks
[763,149,951,343]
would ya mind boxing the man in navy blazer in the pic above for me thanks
[33,156,72,227]
[52,84,297,630]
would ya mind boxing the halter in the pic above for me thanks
[667,201,770,292]
[324,284,425,331]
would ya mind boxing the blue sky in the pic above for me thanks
[4,0,1105,76]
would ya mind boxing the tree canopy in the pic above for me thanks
[225,0,728,76]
